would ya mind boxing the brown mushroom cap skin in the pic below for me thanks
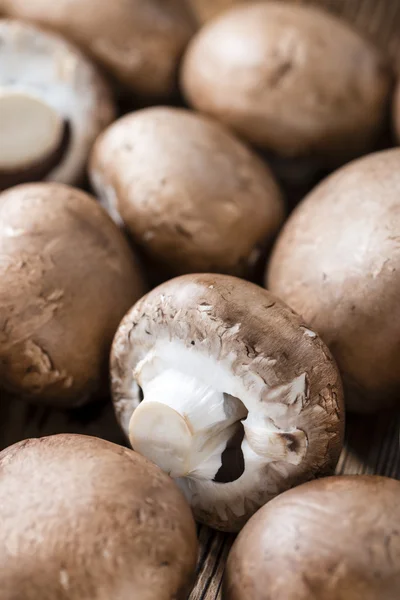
[111,273,344,531]
[0,434,198,600]
[0,0,195,98]
[223,475,400,600]
[90,106,285,277]
[393,81,400,142]
[0,182,145,406]
[267,148,400,413]
[181,2,391,166]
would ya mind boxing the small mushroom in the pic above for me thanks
[267,148,400,413]
[111,274,344,531]
[223,475,400,600]
[0,434,198,600]
[0,182,145,407]
[181,2,392,168]
[90,106,284,278]
[0,0,195,99]
[0,19,115,190]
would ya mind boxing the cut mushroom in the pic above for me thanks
[111,274,344,531]
[0,19,115,190]
[0,1,195,99]
[0,434,198,600]
[0,182,145,407]
[224,475,400,600]
[90,106,284,278]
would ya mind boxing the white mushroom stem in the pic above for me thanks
[129,369,247,478]
[244,417,308,466]
[0,91,63,171]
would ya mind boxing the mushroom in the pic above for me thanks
[0,182,145,407]
[110,273,344,531]
[0,434,198,600]
[90,106,285,278]
[0,0,195,99]
[0,19,115,190]
[181,2,392,169]
[223,475,400,600]
[267,148,400,413]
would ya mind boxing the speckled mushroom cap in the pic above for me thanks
[111,274,344,532]
[0,434,198,600]
[0,182,145,406]
[223,475,400,600]
[181,2,391,167]
[0,19,115,190]
[267,148,400,413]
[90,106,284,277]
[0,0,195,98]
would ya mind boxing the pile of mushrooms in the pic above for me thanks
[0,1,400,599]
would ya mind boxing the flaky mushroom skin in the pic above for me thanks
[0,20,115,189]
[0,434,198,600]
[90,107,284,277]
[268,149,400,413]
[0,182,145,407]
[0,0,195,98]
[111,274,344,531]
[181,3,391,167]
[223,475,400,600]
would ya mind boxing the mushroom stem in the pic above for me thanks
[0,91,63,172]
[129,369,247,478]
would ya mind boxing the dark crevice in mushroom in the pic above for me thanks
[138,386,144,402]
[213,422,245,484]
[0,120,71,191]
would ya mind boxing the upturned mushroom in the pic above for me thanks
[181,2,392,169]
[0,19,115,190]
[267,148,400,413]
[0,434,198,600]
[0,182,145,406]
[223,475,400,600]
[0,0,195,99]
[90,106,284,278]
[111,274,344,531]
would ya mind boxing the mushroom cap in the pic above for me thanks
[90,106,284,277]
[0,0,195,98]
[0,19,115,189]
[267,148,400,413]
[181,2,391,165]
[0,182,145,406]
[0,434,198,600]
[111,273,344,531]
[223,475,400,600]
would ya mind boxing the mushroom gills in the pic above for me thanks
[0,91,70,189]
[129,369,248,480]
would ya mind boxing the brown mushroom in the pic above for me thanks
[0,182,145,407]
[223,475,400,600]
[0,434,198,600]
[267,148,400,413]
[181,2,392,169]
[0,0,195,99]
[111,273,344,531]
[0,19,115,190]
[90,106,284,278]
[393,80,400,142]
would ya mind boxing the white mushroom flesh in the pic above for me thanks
[0,91,63,170]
